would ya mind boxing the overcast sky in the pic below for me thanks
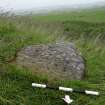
[0,0,105,11]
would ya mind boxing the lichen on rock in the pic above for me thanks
[16,42,85,80]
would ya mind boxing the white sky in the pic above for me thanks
[0,0,105,11]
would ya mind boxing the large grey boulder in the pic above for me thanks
[16,42,85,80]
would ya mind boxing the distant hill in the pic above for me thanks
[14,1,105,15]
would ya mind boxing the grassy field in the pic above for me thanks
[0,8,105,105]
[33,7,105,22]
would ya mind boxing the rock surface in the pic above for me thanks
[16,42,85,80]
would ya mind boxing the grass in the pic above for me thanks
[33,7,105,22]
[0,7,105,105]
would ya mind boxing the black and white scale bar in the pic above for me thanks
[32,83,99,96]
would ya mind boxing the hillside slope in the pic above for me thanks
[0,8,105,105]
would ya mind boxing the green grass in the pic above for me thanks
[33,7,105,22]
[0,7,105,105]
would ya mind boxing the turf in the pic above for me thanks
[33,7,105,22]
[0,8,105,105]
